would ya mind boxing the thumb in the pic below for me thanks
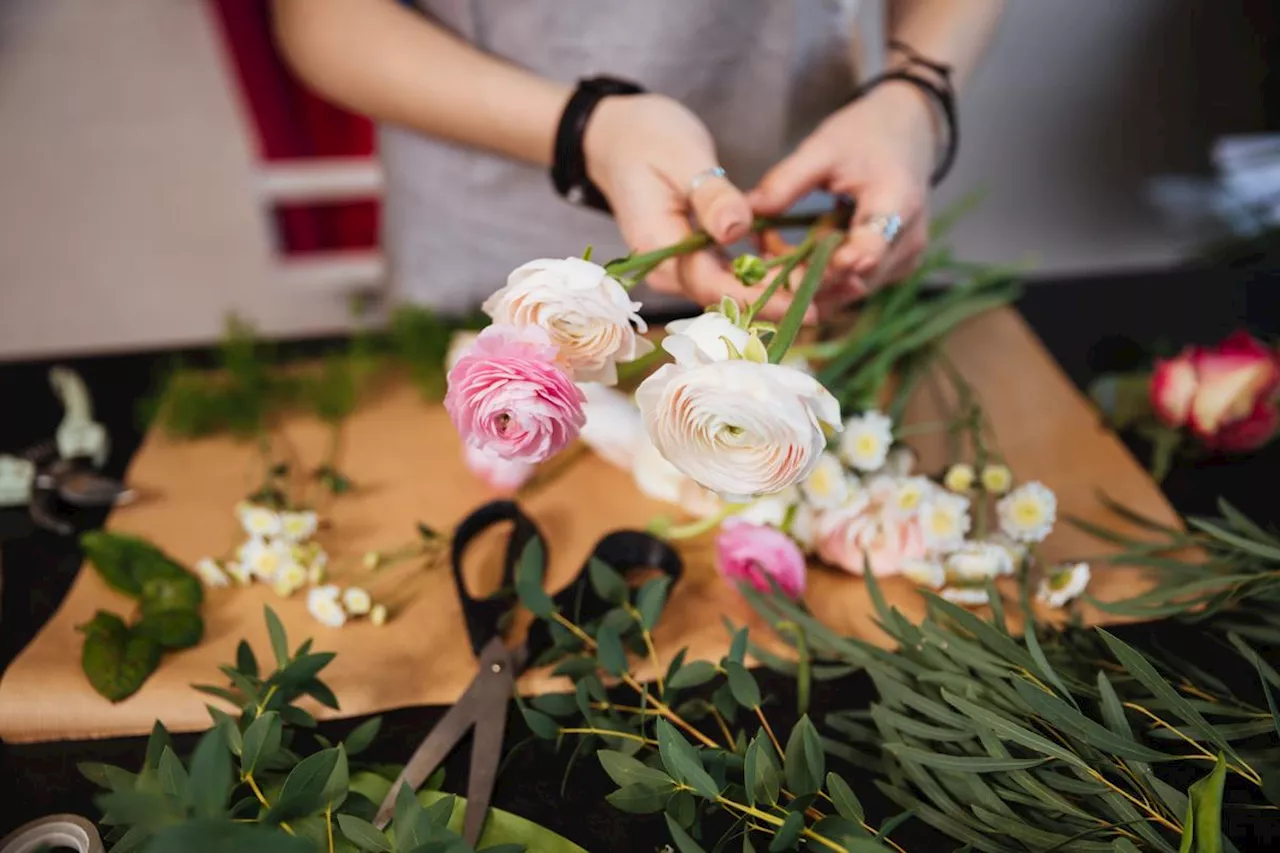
[686,169,753,245]
[748,145,832,215]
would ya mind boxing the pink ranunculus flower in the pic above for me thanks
[1151,330,1280,451]
[464,443,537,495]
[445,324,586,464]
[814,498,927,577]
[715,519,807,598]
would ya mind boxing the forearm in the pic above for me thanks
[271,0,570,166]
[884,0,1005,91]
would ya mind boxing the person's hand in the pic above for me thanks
[749,81,938,312]
[584,93,798,318]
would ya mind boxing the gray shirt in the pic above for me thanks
[382,0,860,313]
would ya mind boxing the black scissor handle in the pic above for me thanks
[449,500,545,656]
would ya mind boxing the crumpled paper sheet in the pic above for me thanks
[0,307,1171,743]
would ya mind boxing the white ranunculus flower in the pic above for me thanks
[578,382,643,471]
[738,486,800,528]
[482,257,653,385]
[632,430,723,519]
[661,313,752,366]
[636,359,841,501]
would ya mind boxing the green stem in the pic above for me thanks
[657,503,748,541]
[746,237,815,324]
[767,233,843,363]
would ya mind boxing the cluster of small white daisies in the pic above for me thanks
[739,408,1089,609]
[192,502,387,629]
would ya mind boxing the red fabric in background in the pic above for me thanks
[204,0,379,253]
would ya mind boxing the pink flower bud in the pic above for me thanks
[715,519,807,599]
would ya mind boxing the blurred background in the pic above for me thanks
[0,0,1276,360]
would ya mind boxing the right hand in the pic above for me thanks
[583,93,797,318]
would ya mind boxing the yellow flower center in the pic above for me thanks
[1013,501,1043,526]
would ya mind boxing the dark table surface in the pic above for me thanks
[1,266,1279,851]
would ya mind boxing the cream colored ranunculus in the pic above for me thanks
[661,313,752,366]
[636,358,841,501]
[578,382,644,470]
[482,257,653,385]
[632,430,722,519]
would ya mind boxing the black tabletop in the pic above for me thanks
[1,267,1278,851]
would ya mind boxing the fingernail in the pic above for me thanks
[716,212,748,243]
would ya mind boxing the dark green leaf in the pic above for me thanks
[78,613,162,703]
[79,762,137,792]
[637,577,672,630]
[724,661,761,709]
[144,721,173,771]
[322,745,350,810]
[1180,754,1227,853]
[145,818,312,853]
[607,783,670,814]
[942,690,1087,769]
[884,743,1046,773]
[598,750,675,790]
[219,717,243,756]
[394,783,425,849]
[665,813,709,853]
[552,656,598,679]
[268,747,340,823]
[826,772,864,822]
[279,652,336,687]
[187,728,233,818]
[656,719,720,798]
[304,678,341,711]
[712,683,740,721]
[783,716,824,795]
[744,733,781,806]
[518,700,560,740]
[727,627,749,665]
[668,660,719,690]
[343,716,383,757]
[768,812,805,852]
[1011,679,1175,762]
[1099,631,1245,769]
[478,846,526,853]
[337,814,394,853]
[530,692,579,718]
[233,640,258,679]
[515,539,556,618]
[666,789,696,828]
[157,747,189,801]
[265,606,289,667]
[134,609,204,650]
[768,232,841,362]
[587,558,629,605]
[423,793,456,829]
[596,624,628,677]
[241,711,282,776]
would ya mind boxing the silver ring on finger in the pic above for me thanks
[861,212,904,245]
[686,166,727,197]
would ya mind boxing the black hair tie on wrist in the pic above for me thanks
[550,76,646,215]
[851,41,959,187]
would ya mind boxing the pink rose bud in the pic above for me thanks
[1150,353,1197,427]
[715,519,807,599]
[464,443,537,495]
[445,324,586,465]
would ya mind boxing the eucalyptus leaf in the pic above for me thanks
[724,661,761,709]
[656,719,720,798]
[637,577,672,630]
[665,814,709,853]
[607,783,670,814]
[1180,754,1227,853]
[343,716,383,757]
[157,747,189,802]
[768,812,805,853]
[241,711,282,777]
[598,750,674,791]
[185,728,233,818]
[783,715,824,795]
[515,539,556,618]
[668,660,719,690]
[596,624,629,676]
[826,772,865,822]
[337,814,393,853]
[268,747,340,823]
[587,558,628,605]
[744,734,780,806]
[264,606,289,668]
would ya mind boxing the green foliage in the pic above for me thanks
[81,607,583,853]
[743,576,1279,852]
[514,554,902,853]
[78,532,205,701]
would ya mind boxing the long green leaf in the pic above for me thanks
[1179,754,1227,853]
[1011,680,1174,763]
[884,743,1046,773]
[768,233,841,363]
[941,690,1088,769]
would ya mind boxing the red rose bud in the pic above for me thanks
[1150,330,1280,451]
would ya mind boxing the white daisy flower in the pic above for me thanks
[1037,562,1091,608]
[225,560,253,585]
[238,538,292,583]
[886,476,934,519]
[237,502,281,539]
[787,502,820,551]
[945,542,1011,582]
[800,452,850,509]
[278,510,319,543]
[981,464,1013,494]
[737,485,800,528]
[919,493,972,552]
[307,560,327,586]
[985,533,1028,574]
[342,586,373,616]
[273,561,308,597]
[885,446,916,476]
[193,557,229,588]
[943,464,975,493]
[362,551,382,571]
[838,411,894,472]
[307,585,347,628]
[901,557,946,589]
[997,481,1058,543]
[941,586,991,607]
[370,604,388,626]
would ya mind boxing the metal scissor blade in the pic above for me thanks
[372,637,518,833]
[462,672,513,845]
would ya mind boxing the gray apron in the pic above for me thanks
[382,0,860,313]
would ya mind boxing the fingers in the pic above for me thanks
[832,178,923,277]
[609,168,694,295]
[868,214,929,290]
[677,251,813,324]
[687,171,752,245]
[747,141,833,215]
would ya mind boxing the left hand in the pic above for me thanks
[748,81,939,310]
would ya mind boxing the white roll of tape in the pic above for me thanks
[0,815,103,853]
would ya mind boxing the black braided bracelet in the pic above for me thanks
[550,76,646,214]
[851,40,959,186]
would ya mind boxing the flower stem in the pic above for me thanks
[325,805,335,853]
[559,727,659,747]
[754,706,783,756]
[658,503,748,541]
[245,773,295,835]
[625,604,665,695]
[767,232,843,364]
[746,238,815,325]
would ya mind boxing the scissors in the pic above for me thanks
[373,499,683,842]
